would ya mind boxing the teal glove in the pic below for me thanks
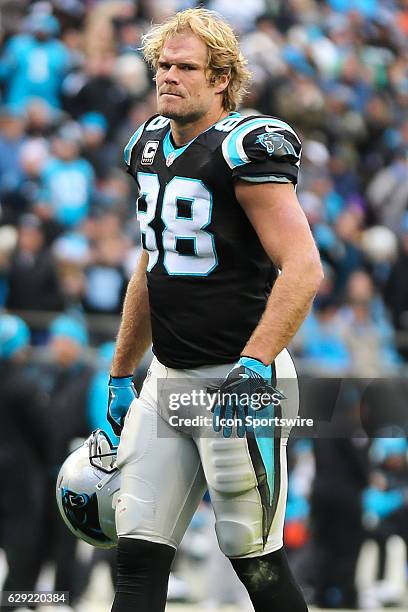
[211,357,281,438]
[107,375,137,436]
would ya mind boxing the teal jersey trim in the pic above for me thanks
[163,112,244,165]
[163,130,195,164]
[124,121,146,166]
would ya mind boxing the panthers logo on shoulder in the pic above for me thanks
[255,131,286,155]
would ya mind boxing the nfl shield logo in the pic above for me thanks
[166,152,176,167]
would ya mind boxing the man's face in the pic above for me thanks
[156,32,225,124]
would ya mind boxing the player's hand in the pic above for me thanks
[107,375,137,436]
[211,357,280,438]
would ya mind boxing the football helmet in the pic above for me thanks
[56,429,120,548]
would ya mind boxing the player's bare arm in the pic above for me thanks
[236,180,323,365]
[110,250,151,376]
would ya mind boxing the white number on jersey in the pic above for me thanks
[145,116,171,131]
[137,173,160,271]
[137,173,217,276]
[214,117,242,132]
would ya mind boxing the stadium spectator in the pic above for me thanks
[294,297,350,375]
[52,231,90,316]
[83,240,127,314]
[366,147,408,233]
[5,213,64,312]
[0,11,69,112]
[64,54,130,138]
[385,213,408,356]
[80,111,114,179]
[293,264,350,374]
[83,212,129,315]
[0,106,26,223]
[363,438,408,606]
[0,314,49,611]
[34,122,95,229]
[207,0,267,34]
[0,225,17,307]
[311,436,370,609]
[338,270,400,376]
[35,314,94,607]
[16,138,50,218]
[42,313,92,472]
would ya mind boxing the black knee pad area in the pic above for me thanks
[116,537,175,582]
[112,537,176,612]
[230,547,308,612]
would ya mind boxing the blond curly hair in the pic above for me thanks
[141,8,251,111]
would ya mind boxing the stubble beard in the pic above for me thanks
[158,98,207,125]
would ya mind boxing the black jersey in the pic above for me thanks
[124,112,301,368]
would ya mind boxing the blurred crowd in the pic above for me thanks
[0,0,408,610]
[0,0,407,368]
[0,0,408,368]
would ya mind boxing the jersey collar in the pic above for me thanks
[163,130,194,167]
[162,112,242,167]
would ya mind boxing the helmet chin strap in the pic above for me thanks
[96,469,119,491]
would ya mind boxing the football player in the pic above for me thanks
[108,8,323,612]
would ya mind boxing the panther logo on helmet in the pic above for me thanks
[61,488,110,543]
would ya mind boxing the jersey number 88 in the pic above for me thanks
[137,172,218,276]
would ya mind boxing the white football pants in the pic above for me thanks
[116,350,298,558]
